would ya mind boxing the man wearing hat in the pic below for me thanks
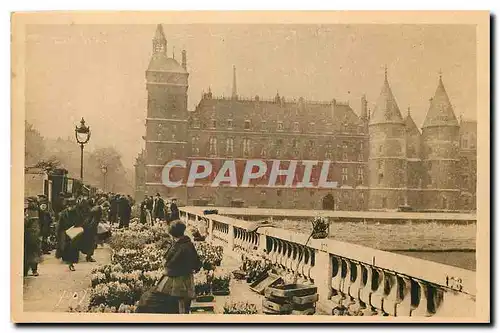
[56,197,80,271]
[153,193,166,222]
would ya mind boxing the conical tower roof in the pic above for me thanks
[154,24,166,41]
[422,75,458,128]
[404,107,420,134]
[369,69,404,125]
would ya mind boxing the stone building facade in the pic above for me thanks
[135,25,476,212]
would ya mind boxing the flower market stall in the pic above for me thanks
[71,221,238,313]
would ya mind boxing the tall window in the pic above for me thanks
[261,147,267,158]
[243,138,251,157]
[191,136,200,155]
[342,167,348,183]
[293,122,300,132]
[227,119,233,129]
[226,138,234,155]
[244,120,251,130]
[209,137,217,155]
[192,117,200,128]
[342,143,348,161]
[462,135,469,149]
[157,123,164,140]
[309,122,315,132]
[357,167,364,184]
[292,139,298,149]
[325,143,333,160]
[261,120,267,131]
[382,197,387,209]
[277,121,284,131]
[171,124,177,140]
[343,123,348,133]
[210,119,216,129]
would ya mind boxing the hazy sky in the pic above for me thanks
[25,24,477,168]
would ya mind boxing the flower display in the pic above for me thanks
[195,242,224,270]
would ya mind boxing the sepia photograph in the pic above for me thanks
[11,11,490,323]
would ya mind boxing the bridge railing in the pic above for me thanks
[180,207,476,317]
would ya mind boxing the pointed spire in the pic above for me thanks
[422,73,459,128]
[152,24,167,55]
[369,67,404,125]
[231,65,238,100]
[404,106,419,134]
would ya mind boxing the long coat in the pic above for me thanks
[24,215,41,267]
[56,208,80,264]
[169,203,179,222]
[79,205,101,256]
[153,198,166,220]
[140,200,148,224]
[38,209,53,238]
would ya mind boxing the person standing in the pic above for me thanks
[140,196,148,224]
[146,195,154,225]
[153,193,166,222]
[24,197,41,277]
[169,198,179,222]
[38,199,53,255]
[155,220,202,314]
[56,197,80,271]
[79,199,104,262]
[118,195,131,229]
[109,194,119,226]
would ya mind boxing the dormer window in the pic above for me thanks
[293,122,300,132]
[277,121,284,131]
[244,120,251,130]
[227,119,233,129]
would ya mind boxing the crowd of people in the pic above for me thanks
[24,191,203,314]
[139,193,179,225]
[23,191,137,275]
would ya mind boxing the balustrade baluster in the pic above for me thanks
[371,268,388,314]
[411,280,432,317]
[395,275,413,316]
[382,272,400,316]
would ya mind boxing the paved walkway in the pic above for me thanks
[23,246,111,312]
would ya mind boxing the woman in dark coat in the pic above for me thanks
[79,200,103,262]
[24,198,41,277]
[38,201,53,254]
[56,198,80,271]
[136,220,201,314]
[118,195,131,228]
[169,199,179,222]
[140,196,148,224]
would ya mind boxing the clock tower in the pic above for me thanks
[144,24,189,202]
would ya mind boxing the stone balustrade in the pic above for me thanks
[180,207,476,317]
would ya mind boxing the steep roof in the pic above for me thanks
[147,54,187,73]
[422,76,459,128]
[369,71,404,126]
[404,110,420,135]
[154,24,166,41]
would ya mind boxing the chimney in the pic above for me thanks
[182,50,187,70]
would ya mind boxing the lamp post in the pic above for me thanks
[75,118,91,180]
[101,165,108,192]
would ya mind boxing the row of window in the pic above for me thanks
[191,117,361,133]
[193,136,364,161]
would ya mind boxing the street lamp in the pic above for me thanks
[75,118,91,180]
[101,165,108,192]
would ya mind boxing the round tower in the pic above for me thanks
[368,69,407,210]
[144,24,189,202]
[421,74,460,210]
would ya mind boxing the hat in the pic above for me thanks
[65,197,77,205]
